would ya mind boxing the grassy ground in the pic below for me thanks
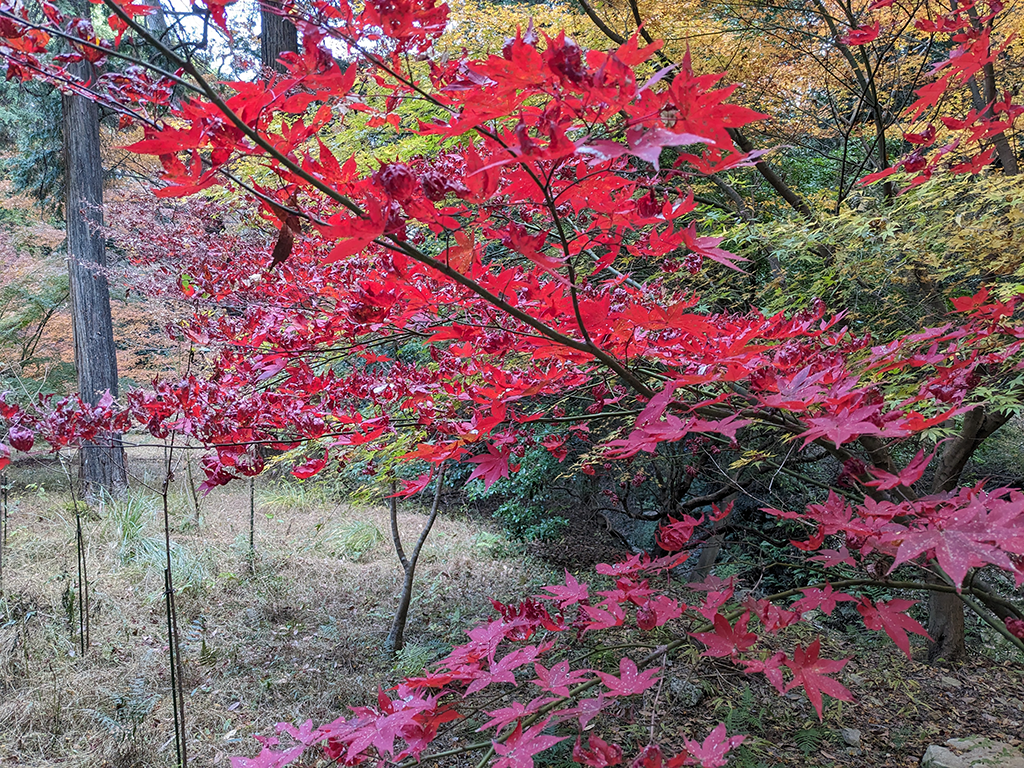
[0,448,555,767]
[0,447,1022,768]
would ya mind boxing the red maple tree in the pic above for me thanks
[2,0,1024,765]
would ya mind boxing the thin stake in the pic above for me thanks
[161,438,187,767]
[248,476,255,572]
[64,456,90,654]
[75,513,86,654]
[164,567,183,768]
[0,473,7,595]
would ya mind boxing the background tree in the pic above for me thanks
[62,0,127,497]
[260,0,297,72]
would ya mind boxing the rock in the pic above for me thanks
[840,728,861,748]
[666,677,703,708]
[921,745,968,768]
[945,736,1024,768]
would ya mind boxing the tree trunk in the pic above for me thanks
[63,57,127,500]
[260,0,298,73]
[385,467,445,654]
[927,591,966,664]
[924,406,1012,662]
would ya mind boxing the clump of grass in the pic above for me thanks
[106,494,156,564]
[316,519,385,561]
[104,494,212,597]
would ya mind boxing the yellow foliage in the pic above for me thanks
[440,0,606,55]
[586,0,1024,170]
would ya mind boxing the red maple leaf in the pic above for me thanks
[691,612,757,659]
[573,735,624,767]
[477,696,557,733]
[784,639,853,719]
[808,548,856,568]
[492,720,567,768]
[949,147,997,175]
[530,660,591,696]
[465,645,544,695]
[790,583,856,616]
[695,585,734,622]
[637,595,684,630]
[739,651,787,694]
[856,598,929,659]
[863,447,935,490]
[291,452,328,479]
[537,570,589,608]
[466,444,516,490]
[633,744,665,768]
[656,514,703,552]
[680,223,749,272]
[626,127,711,171]
[391,471,433,497]
[595,657,660,696]
[677,723,745,767]
[581,600,626,631]
[344,689,429,758]
[882,503,1018,588]
[563,695,606,729]
[798,403,888,447]
[840,20,880,46]
[744,598,800,634]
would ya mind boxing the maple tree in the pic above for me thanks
[2,0,1024,765]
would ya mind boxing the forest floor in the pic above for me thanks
[0,447,1022,768]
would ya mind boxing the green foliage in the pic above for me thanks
[92,677,157,751]
[723,685,760,734]
[392,642,436,675]
[257,480,331,514]
[0,261,69,386]
[3,88,64,213]
[793,727,824,758]
[104,494,212,596]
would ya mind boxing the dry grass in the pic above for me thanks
[0,448,555,767]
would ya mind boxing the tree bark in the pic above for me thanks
[63,57,127,500]
[260,0,298,73]
[927,591,966,664]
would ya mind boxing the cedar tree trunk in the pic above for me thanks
[260,0,298,72]
[63,58,127,500]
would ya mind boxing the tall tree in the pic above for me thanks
[63,51,127,498]
[260,0,297,72]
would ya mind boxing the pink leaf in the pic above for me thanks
[492,720,567,768]
[595,657,660,696]
[857,598,929,659]
[679,723,745,767]
[690,612,757,658]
